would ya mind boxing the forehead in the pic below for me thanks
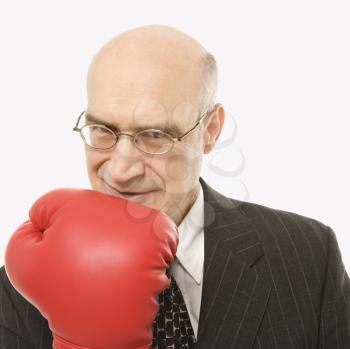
[86,51,202,128]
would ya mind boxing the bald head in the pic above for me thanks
[86,24,217,119]
[95,24,207,64]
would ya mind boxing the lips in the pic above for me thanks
[103,182,154,200]
[120,192,144,196]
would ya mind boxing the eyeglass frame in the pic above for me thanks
[73,109,210,155]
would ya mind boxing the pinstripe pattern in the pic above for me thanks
[1,176,349,349]
[196,177,350,349]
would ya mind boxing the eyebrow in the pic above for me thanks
[84,113,183,136]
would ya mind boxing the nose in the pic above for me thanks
[106,134,145,182]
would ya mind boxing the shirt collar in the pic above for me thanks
[176,182,205,285]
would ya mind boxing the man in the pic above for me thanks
[1,24,349,349]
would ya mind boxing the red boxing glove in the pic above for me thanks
[5,188,178,349]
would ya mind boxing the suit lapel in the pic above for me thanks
[196,177,271,349]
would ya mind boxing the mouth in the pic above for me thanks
[103,182,155,202]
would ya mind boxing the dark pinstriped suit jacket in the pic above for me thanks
[1,176,349,349]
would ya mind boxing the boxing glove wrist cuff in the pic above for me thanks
[52,333,151,349]
[53,335,91,349]
[52,333,93,349]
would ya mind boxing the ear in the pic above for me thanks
[203,103,225,154]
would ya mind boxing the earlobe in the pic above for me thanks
[203,145,213,154]
[203,137,214,154]
[202,103,225,155]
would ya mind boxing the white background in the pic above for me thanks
[0,1,349,271]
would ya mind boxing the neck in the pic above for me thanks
[170,182,200,226]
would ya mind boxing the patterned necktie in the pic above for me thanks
[152,269,197,349]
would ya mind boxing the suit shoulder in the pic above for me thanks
[201,178,332,248]
[0,264,29,311]
[0,264,13,293]
[230,197,332,250]
[0,265,53,347]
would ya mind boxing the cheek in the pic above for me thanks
[165,154,192,182]
[156,151,202,193]
[85,149,98,171]
[84,149,108,181]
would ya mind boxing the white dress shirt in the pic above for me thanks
[169,183,205,339]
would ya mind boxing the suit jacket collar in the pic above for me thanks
[197,177,271,349]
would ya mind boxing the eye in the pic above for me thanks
[87,125,117,138]
[91,125,110,133]
[143,131,167,139]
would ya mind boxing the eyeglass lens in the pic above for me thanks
[81,124,173,154]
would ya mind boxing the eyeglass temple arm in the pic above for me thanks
[175,112,209,142]
[73,111,85,131]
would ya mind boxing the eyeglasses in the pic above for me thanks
[73,110,209,155]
